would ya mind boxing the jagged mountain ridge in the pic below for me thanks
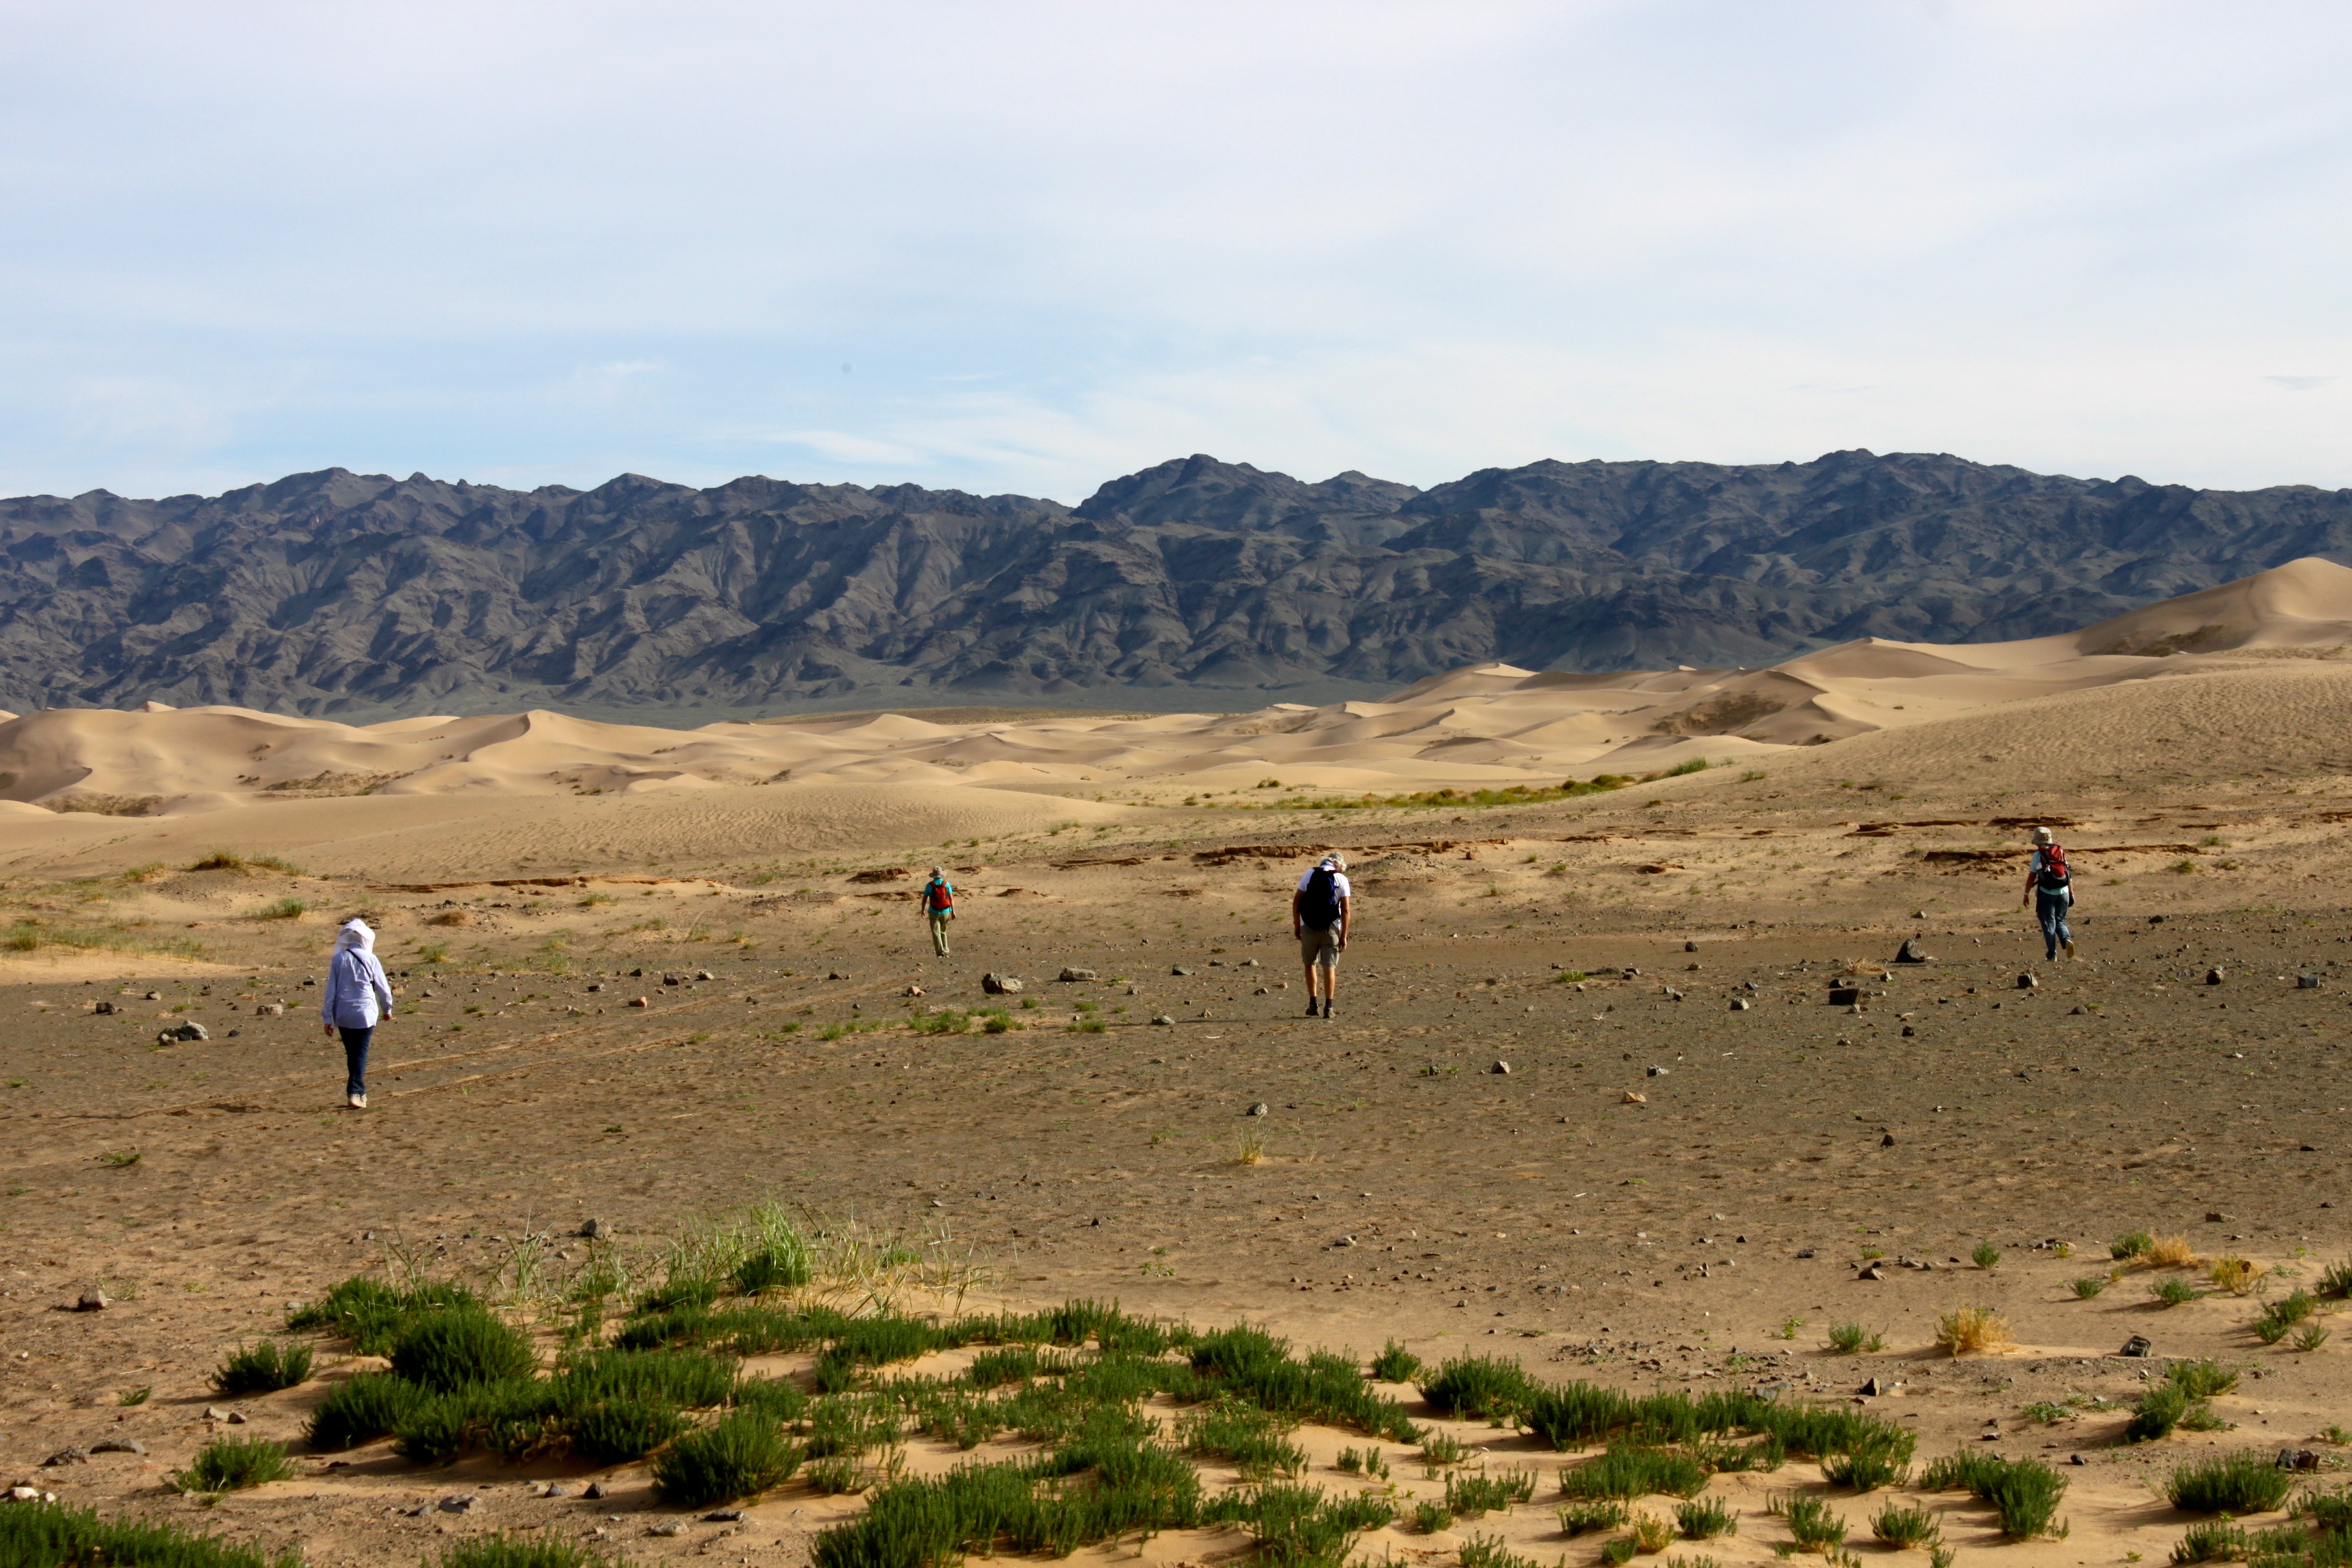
[6,449,2352,718]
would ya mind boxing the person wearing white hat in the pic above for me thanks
[918,866,956,956]
[1292,852,1352,1019]
[2021,826,2075,960]
[321,917,395,1109]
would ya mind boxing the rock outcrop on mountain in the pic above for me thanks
[5,449,2352,718]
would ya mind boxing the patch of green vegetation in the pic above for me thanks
[211,1340,313,1397]
[170,1437,294,1494]
[0,1499,303,1568]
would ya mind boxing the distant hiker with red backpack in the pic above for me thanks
[2021,826,2074,960]
[919,866,955,957]
[1292,853,1352,1018]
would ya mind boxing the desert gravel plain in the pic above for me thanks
[8,565,2352,1568]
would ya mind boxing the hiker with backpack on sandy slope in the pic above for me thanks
[918,866,955,957]
[1292,853,1352,1019]
[2021,826,2075,961]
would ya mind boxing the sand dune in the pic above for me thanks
[3,559,2350,833]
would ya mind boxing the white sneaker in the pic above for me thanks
[348,1093,367,1109]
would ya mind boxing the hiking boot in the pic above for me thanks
[2064,938,2077,958]
[1320,999,1334,1019]
[1305,1000,1321,1017]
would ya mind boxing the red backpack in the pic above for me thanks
[2035,846,2071,892]
[925,877,953,912]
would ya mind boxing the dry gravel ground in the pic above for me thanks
[4,775,2351,1566]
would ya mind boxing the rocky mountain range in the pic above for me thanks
[6,449,2352,719]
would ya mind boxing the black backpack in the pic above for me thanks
[1300,866,1342,927]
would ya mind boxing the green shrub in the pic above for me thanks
[305,1371,429,1451]
[1419,1354,1537,1422]
[1411,1501,1452,1534]
[2127,1382,2194,1443]
[1971,1241,2002,1270]
[653,1411,802,1506]
[2151,1277,2199,1307]
[1676,1497,1737,1539]
[1557,1444,1708,1501]
[553,1347,736,1411]
[2168,1360,2240,1399]
[2170,1520,2250,1563]
[1558,1500,1628,1535]
[170,1437,293,1493]
[391,1307,537,1391]
[1442,1467,1537,1519]
[566,1397,689,1465]
[1773,1494,1847,1552]
[1872,1501,1940,1548]
[1189,1326,1417,1439]
[1821,1441,1908,1491]
[2167,1452,2295,1514]
[2071,1276,2108,1298]
[2317,1259,2352,1297]
[0,1500,302,1568]
[1599,1540,1636,1567]
[1922,1451,2067,1539]
[1178,1399,1306,1480]
[2114,1230,2155,1260]
[211,1340,313,1396]
[1824,1322,1882,1354]
[287,1275,479,1354]
[1458,1534,1544,1568]
[734,1244,813,1294]
[1370,1340,1422,1382]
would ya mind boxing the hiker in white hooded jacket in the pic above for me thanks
[2021,825,2076,961]
[1292,853,1351,1019]
[321,917,395,1109]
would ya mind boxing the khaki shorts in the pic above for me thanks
[1298,924,1341,969]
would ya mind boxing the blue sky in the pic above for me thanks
[3,0,2347,502]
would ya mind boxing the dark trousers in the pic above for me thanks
[2036,892,2073,958]
[338,1026,372,1098]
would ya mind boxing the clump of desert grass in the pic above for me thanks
[210,1340,313,1397]
[2166,1452,2295,1514]
[1918,1450,2068,1539]
[169,1436,294,1494]
[1933,1305,2012,1356]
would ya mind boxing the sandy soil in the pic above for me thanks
[5,564,2352,1565]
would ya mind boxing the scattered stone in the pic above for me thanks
[1171,965,1192,976]
[696,969,715,981]
[255,1002,283,1016]
[581,1482,608,1500]
[586,982,604,993]
[1058,967,1098,982]
[201,1405,229,1421]
[1491,1060,1512,1075]
[2207,966,2225,985]
[1244,1101,1269,1117]
[1881,1133,1896,1147]
[537,1482,570,1497]
[437,1495,477,1514]
[2205,1211,2227,1223]
[1622,1091,1647,1105]
[578,1219,608,1239]
[2281,1449,2321,1471]
[627,996,650,1008]
[8,1486,53,1503]
[1795,1249,1816,1258]
[42,1448,86,1467]
[1827,986,1861,1007]
[982,973,1024,995]
[1241,958,1261,968]
[144,991,161,1001]
[88,1439,145,1455]
[1857,1262,1885,1281]
[662,973,684,986]
[2069,1005,2087,1015]
[1254,985,1269,995]
[2300,973,2322,989]
[826,970,852,981]
[74,1289,106,1312]
[1859,1377,1885,1396]
[1684,940,1699,951]
[157,1022,208,1043]
[1646,1065,1667,1077]
[702,1508,744,1522]
[647,1522,686,1538]
[2119,1335,2153,1358]
[2015,973,2037,990]
[1900,1024,1916,1037]
[1729,998,1751,1011]
[903,985,924,997]
[1895,937,1932,964]
[227,1410,248,1424]
[1662,987,1684,1001]
[1152,1014,1175,1026]
[93,1001,118,1015]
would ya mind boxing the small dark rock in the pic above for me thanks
[981,972,1023,995]
[1057,967,1098,982]
[2015,973,2037,990]
[1859,1377,1884,1396]
[702,1509,745,1522]
[42,1448,87,1467]
[2119,1335,2153,1358]
[1244,1101,1269,1117]
[1857,1262,1885,1281]
[1881,1133,1896,1147]
[89,1439,145,1455]
[2206,966,2225,985]
[1827,986,1861,1006]
[578,1218,608,1239]
[582,1482,607,1500]
[436,1494,477,1514]
[1171,965,1192,976]
[1491,1061,1512,1075]
[2300,973,2321,989]
[1895,937,1931,964]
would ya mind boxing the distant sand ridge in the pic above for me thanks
[5,557,2352,825]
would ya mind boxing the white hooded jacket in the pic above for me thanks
[321,919,394,1030]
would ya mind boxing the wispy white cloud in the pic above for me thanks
[1,0,2350,498]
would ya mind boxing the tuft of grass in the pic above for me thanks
[1676,1497,1737,1539]
[1179,1399,1307,1480]
[2170,1520,2249,1564]
[1418,1354,1538,1422]
[2125,1383,2195,1443]
[2151,1277,2200,1308]
[253,898,306,921]
[2070,1275,2109,1299]
[2113,1230,2155,1260]
[2296,1324,2332,1352]
[1933,1304,2013,1354]
[1631,1509,1674,1552]
[1371,1340,1422,1382]
[211,1340,314,1397]
[1824,1322,1884,1354]
[171,1436,295,1493]
[1919,1450,2068,1539]
[1419,1432,1468,1469]
[1557,1445,1709,1501]
[1769,1492,1848,1553]
[1871,1501,1941,1549]
[1235,1128,1266,1165]
[0,1499,304,1568]
[1558,1500,1629,1535]
[2166,1452,2295,1514]
[652,1411,802,1506]
[1411,1501,1452,1535]
[2168,1360,2240,1399]
[1443,1467,1537,1520]
[2149,1234,2198,1267]
[434,1537,623,1568]
[1971,1241,2001,1271]
[2207,1256,2262,1295]
[2317,1258,2352,1297]
[389,1305,538,1391]
[118,1385,152,1407]
[304,1371,429,1452]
